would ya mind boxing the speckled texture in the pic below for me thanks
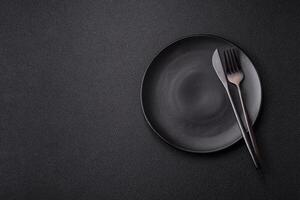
[0,0,299,199]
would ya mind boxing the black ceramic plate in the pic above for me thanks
[141,35,262,153]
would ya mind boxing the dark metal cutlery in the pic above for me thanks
[223,48,260,163]
[212,48,260,168]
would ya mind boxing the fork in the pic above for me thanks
[223,48,260,167]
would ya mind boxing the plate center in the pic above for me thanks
[175,71,225,123]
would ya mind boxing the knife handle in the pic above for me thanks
[226,89,260,168]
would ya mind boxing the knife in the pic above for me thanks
[212,49,259,168]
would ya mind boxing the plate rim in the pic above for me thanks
[140,34,262,153]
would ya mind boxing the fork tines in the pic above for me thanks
[223,48,241,74]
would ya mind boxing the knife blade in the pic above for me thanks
[212,49,229,90]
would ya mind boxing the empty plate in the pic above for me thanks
[141,35,262,153]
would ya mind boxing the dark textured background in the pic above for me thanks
[0,0,299,199]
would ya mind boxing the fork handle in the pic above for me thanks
[237,85,261,163]
[226,89,259,168]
